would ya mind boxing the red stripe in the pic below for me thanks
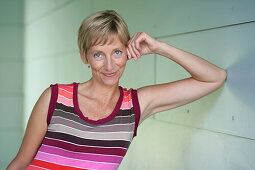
[29,159,88,170]
[43,138,127,156]
[58,84,73,92]
[58,87,73,99]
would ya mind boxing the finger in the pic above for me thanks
[129,32,140,46]
[135,33,145,54]
[128,33,142,60]
[128,32,141,58]
[131,41,141,58]
[128,44,137,61]
[129,33,142,57]
[126,48,131,60]
[136,32,157,54]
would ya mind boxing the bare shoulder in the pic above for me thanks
[29,86,53,137]
[30,86,52,119]
[7,86,52,169]
[36,86,52,111]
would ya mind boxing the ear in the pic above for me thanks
[80,53,88,64]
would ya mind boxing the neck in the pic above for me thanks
[82,78,120,100]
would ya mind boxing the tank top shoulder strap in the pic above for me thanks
[131,88,141,138]
[47,83,58,125]
[47,83,74,125]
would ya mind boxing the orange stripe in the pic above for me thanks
[59,88,73,99]
[29,159,89,170]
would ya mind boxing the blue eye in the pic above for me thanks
[94,53,101,58]
[115,50,122,55]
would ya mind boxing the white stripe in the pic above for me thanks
[120,107,134,110]
[47,128,132,142]
[51,116,94,128]
[115,115,135,118]
[50,123,134,134]
[28,165,49,170]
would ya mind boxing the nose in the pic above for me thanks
[104,57,114,71]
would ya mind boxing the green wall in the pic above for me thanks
[1,0,255,169]
[0,0,23,168]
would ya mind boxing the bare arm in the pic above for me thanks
[127,32,227,124]
[7,87,51,170]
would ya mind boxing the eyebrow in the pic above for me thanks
[90,47,124,54]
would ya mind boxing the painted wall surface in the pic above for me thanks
[1,0,255,169]
[0,0,23,168]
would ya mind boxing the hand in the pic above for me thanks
[126,32,161,61]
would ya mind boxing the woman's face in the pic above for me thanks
[86,35,128,87]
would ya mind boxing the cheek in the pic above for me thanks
[90,61,104,71]
[119,57,127,68]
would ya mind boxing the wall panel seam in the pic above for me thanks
[154,119,255,141]
[155,20,255,39]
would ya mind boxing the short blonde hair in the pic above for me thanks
[78,10,130,60]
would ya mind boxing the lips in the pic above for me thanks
[103,72,117,77]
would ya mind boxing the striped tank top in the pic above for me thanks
[27,82,140,170]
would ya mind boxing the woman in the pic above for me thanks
[7,10,227,170]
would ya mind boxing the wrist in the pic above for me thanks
[154,41,170,56]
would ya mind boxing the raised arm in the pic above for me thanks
[126,32,227,124]
[7,87,51,170]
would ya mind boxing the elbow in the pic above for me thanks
[221,69,227,82]
[217,69,227,85]
[7,158,29,170]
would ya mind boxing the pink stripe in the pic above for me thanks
[39,145,122,164]
[120,101,133,109]
[57,95,74,107]
[35,151,119,170]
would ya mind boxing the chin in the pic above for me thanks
[93,70,124,86]
[104,75,123,87]
[101,77,120,86]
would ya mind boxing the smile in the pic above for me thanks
[103,72,117,77]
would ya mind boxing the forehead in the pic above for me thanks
[90,34,125,50]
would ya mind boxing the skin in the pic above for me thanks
[126,32,227,124]
[7,87,50,169]
[78,34,128,120]
[7,32,227,169]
